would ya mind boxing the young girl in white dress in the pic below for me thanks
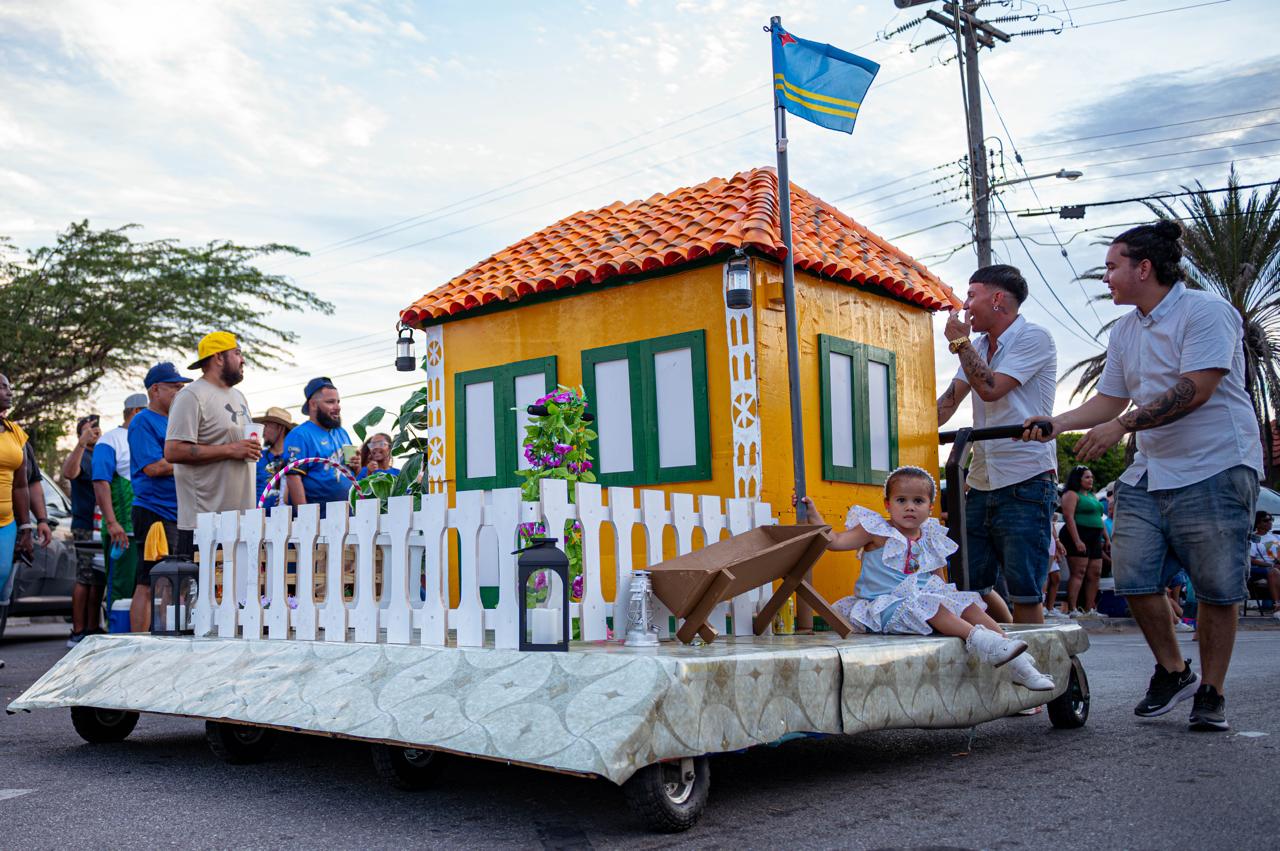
[800,465,1054,691]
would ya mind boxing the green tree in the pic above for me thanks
[1056,432,1127,490]
[1064,170,1280,480]
[0,221,334,458]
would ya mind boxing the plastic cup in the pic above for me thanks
[243,421,262,444]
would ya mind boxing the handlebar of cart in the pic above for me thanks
[939,422,1051,591]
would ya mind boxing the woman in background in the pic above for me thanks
[1060,465,1109,616]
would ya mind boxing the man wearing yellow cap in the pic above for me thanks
[164,332,261,552]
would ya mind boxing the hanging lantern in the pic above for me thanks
[625,569,660,647]
[724,249,752,309]
[149,556,199,636]
[395,324,416,372]
[515,537,570,652]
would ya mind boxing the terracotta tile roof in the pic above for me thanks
[401,167,959,325]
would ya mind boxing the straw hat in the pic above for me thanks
[252,406,294,429]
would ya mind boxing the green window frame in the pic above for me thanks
[455,356,557,490]
[819,335,898,485]
[581,330,711,487]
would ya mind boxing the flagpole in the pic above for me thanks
[770,15,813,630]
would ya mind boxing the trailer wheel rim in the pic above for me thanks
[1068,672,1086,717]
[95,709,128,726]
[232,727,265,745]
[402,748,431,767]
[662,757,696,805]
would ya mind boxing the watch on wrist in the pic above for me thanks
[948,337,971,354]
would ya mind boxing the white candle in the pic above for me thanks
[530,608,561,644]
[165,604,176,631]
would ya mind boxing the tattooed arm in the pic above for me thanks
[952,342,1023,402]
[937,379,971,426]
[1071,369,1226,462]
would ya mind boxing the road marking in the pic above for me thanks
[0,790,33,802]
[1236,731,1269,738]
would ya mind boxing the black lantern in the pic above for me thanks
[725,248,752,309]
[514,537,570,652]
[150,556,199,636]
[395,324,416,372]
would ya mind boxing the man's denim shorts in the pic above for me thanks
[965,473,1057,604]
[1112,465,1257,606]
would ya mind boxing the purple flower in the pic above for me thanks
[572,575,583,600]
[554,443,572,455]
[534,570,548,590]
[582,460,592,471]
[556,392,572,403]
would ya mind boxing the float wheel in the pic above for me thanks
[1047,656,1090,729]
[205,721,277,764]
[70,706,139,743]
[622,756,710,833]
[370,744,440,790]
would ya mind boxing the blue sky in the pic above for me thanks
[2,0,1277,434]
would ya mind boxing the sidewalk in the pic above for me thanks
[1066,613,1280,633]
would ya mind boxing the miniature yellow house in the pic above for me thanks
[400,167,960,606]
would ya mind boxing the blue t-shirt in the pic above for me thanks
[357,466,400,480]
[255,448,288,509]
[91,443,117,482]
[282,421,354,506]
[69,447,95,529]
[129,408,177,521]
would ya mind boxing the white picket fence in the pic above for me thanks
[190,480,777,649]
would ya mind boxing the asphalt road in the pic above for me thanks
[2,623,1277,850]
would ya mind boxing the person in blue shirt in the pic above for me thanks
[283,377,354,512]
[357,432,399,479]
[128,362,190,631]
[251,406,294,510]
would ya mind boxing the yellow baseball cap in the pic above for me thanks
[189,331,240,369]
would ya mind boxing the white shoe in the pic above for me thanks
[1086,609,1100,617]
[1045,609,1068,620]
[966,624,1028,667]
[1008,653,1055,691]
[1271,610,1280,622]
[1068,609,1083,618]
[1174,621,1195,633]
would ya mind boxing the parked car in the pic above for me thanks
[0,472,82,640]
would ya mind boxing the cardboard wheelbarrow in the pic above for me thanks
[647,524,854,644]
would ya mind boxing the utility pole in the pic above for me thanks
[892,2,1009,267]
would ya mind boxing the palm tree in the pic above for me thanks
[1063,169,1280,478]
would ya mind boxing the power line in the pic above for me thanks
[1009,178,1280,217]
[1073,135,1280,169]
[1021,105,1280,151]
[1064,0,1232,29]
[832,159,961,202]
[993,193,1107,350]
[1024,118,1280,161]
[1063,150,1280,184]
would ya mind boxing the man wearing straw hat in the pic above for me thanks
[252,406,293,510]
[165,331,261,550]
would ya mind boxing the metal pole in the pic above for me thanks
[960,3,993,267]
[771,15,813,631]
[770,16,809,527]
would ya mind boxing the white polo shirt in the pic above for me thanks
[956,314,1058,491]
[1098,282,1262,490]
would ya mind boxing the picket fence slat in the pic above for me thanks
[190,482,778,647]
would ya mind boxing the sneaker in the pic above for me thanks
[965,624,1028,667]
[1046,608,1069,620]
[1188,684,1229,731]
[1134,659,1198,717]
[65,631,84,649]
[1008,653,1055,691]
[1173,621,1195,633]
[1086,609,1101,617]
[1271,610,1280,622]
[1068,609,1084,619]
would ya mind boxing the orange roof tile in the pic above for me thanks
[401,167,959,326]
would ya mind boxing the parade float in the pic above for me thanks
[8,167,1089,833]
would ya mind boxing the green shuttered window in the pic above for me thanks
[455,356,557,490]
[819,335,898,485]
[582,330,711,486]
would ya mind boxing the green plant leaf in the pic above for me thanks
[352,406,386,442]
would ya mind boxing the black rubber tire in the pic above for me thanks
[70,706,139,743]
[622,756,710,833]
[370,744,440,790]
[205,721,277,764]
[1047,656,1090,729]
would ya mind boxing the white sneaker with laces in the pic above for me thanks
[1068,609,1084,619]
[1174,621,1195,633]
[965,624,1028,667]
[1008,653,1055,691]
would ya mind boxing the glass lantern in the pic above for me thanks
[395,324,416,372]
[724,249,752,309]
[149,556,199,636]
[515,537,569,652]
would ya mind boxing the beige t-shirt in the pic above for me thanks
[167,377,257,530]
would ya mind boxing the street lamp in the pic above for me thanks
[991,169,1082,191]
[395,324,416,372]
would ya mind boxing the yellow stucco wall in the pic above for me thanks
[753,261,941,606]
[436,259,941,611]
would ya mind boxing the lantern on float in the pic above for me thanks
[515,537,570,652]
[149,556,199,636]
[395,324,416,372]
[724,248,752,309]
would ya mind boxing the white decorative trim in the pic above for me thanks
[723,274,762,499]
[423,324,447,493]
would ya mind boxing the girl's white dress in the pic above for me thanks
[833,505,986,635]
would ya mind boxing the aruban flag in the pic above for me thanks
[771,24,880,134]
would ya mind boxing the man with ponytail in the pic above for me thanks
[1023,220,1261,732]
